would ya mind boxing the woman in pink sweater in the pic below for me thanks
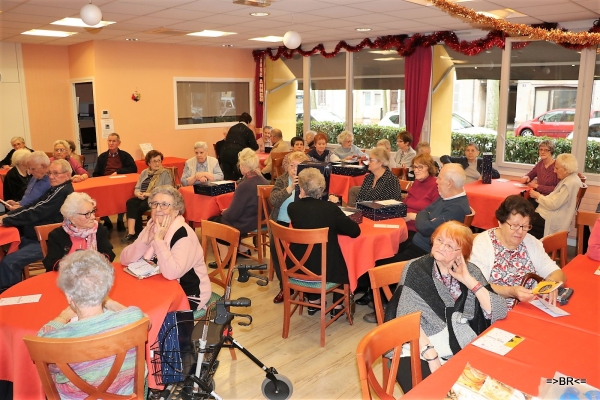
[404,153,440,236]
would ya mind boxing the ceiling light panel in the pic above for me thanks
[249,35,283,42]
[51,17,115,28]
[187,30,237,37]
[22,29,77,37]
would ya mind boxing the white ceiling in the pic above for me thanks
[0,0,599,49]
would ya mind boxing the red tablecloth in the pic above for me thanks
[73,174,140,217]
[257,152,269,169]
[0,225,20,255]
[0,264,190,399]
[330,174,367,204]
[0,168,8,200]
[135,157,186,175]
[179,186,234,227]
[339,217,408,292]
[402,312,600,399]
[464,180,529,230]
[511,254,600,335]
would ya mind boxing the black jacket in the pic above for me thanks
[3,167,30,201]
[43,225,115,271]
[93,149,137,177]
[0,147,33,167]
[439,155,500,179]
[222,123,259,152]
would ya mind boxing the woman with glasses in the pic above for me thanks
[121,185,211,312]
[43,192,114,271]
[470,195,566,310]
[50,140,88,183]
[355,147,401,204]
[517,140,560,196]
[388,221,507,393]
[122,150,173,243]
[394,131,416,168]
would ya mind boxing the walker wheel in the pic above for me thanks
[261,374,293,400]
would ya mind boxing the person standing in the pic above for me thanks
[220,112,259,180]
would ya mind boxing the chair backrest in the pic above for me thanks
[35,223,63,258]
[576,211,600,255]
[399,180,412,192]
[463,206,476,228]
[72,154,85,168]
[540,230,568,268]
[23,317,150,400]
[270,151,291,183]
[575,183,587,211]
[45,151,54,159]
[166,166,181,189]
[356,311,422,399]
[367,262,406,325]
[200,220,239,291]
[257,185,274,231]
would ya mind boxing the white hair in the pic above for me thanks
[194,141,208,150]
[61,192,96,219]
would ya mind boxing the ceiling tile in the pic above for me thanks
[118,15,186,26]
[308,6,368,18]
[7,4,79,18]
[387,7,448,19]
[146,8,212,20]
[97,2,165,16]
[176,0,242,13]
[0,1,26,12]
[347,0,424,12]
[268,0,339,12]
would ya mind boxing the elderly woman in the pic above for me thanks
[181,141,224,186]
[50,139,88,183]
[3,149,30,202]
[286,168,361,315]
[269,151,310,303]
[395,131,416,168]
[470,195,566,310]
[291,137,305,152]
[528,153,582,239]
[333,131,367,161]
[376,139,397,168]
[38,250,145,399]
[517,140,560,196]
[220,112,259,180]
[121,185,211,311]
[389,221,507,392]
[307,132,340,163]
[122,150,173,243]
[440,143,499,184]
[43,192,114,271]
[1,136,33,168]
[305,130,316,149]
[404,154,440,234]
[355,147,401,203]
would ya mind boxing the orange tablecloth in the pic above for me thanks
[511,254,600,336]
[179,186,235,227]
[464,180,528,230]
[0,264,190,399]
[73,174,140,217]
[257,152,269,169]
[338,217,408,292]
[0,168,8,200]
[330,173,367,204]
[402,312,600,399]
[135,156,186,175]
[0,226,20,256]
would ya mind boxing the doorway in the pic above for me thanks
[73,82,97,171]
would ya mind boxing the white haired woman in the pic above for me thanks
[43,192,114,272]
[121,185,211,311]
[0,136,33,169]
[50,139,88,183]
[333,131,367,161]
[181,141,224,186]
[305,130,316,149]
[37,250,145,399]
[3,149,31,201]
[529,153,583,239]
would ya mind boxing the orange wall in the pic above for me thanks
[21,44,74,152]
[68,41,95,79]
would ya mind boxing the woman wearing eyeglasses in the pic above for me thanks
[120,185,211,312]
[50,140,88,183]
[469,195,566,310]
[43,192,114,272]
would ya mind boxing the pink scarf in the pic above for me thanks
[62,218,98,251]
[143,215,186,261]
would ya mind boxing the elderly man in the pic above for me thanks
[257,125,272,153]
[1,136,34,169]
[92,133,137,231]
[181,141,224,185]
[4,151,51,211]
[0,159,74,289]
[261,128,290,180]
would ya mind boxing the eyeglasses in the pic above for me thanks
[149,201,171,210]
[149,159,162,163]
[54,148,67,153]
[77,208,97,219]
[505,222,532,231]
[47,171,66,176]
[539,148,551,153]
[414,164,426,171]
[433,237,461,252]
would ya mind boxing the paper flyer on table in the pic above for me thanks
[471,328,524,356]
[375,199,401,206]
[594,265,600,276]
[513,183,528,188]
[0,294,42,306]
[528,297,570,317]
[531,280,563,295]
[373,224,400,229]
[496,178,509,182]
[124,259,160,279]
[109,175,127,179]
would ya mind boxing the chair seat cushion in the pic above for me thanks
[289,278,337,290]
[193,291,223,319]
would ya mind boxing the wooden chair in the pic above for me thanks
[257,185,275,280]
[399,180,412,192]
[269,151,290,184]
[367,262,406,325]
[576,211,600,255]
[44,151,54,159]
[22,223,62,280]
[23,317,150,400]
[541,230,568,268]
[236,186,272,264]
[356,311,422,399]
[463,207,476,228]
[166,166,182,189]
[72,154,85,168]
[575,183,587,211]
[391,168,400,178]
[270,222,353,347]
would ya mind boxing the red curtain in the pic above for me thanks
[254,56,265,130]
[405,46,432,147]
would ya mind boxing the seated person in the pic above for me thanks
[50,140,88,183]
[333,131,367,161]
[38,250,145,399]
[355,147,401,204]
[122,150,173,243]
[0,136,33,169]
[121,185,211,311]
[440,143,499,184]
[291,136,305,152]
[181,141,224,186]
[408,141,440,179]
[256,125,272,153]
[528,153,582,239]
[43,192,115,272]
[404,154,440,237]
[395,131,416,168]
[470,195,566,310]
[261,128,290,180]
[4,151,51,211]
[305,130,316,149]
[286,167,361,315]
[376,139,396,168]
[587,217,600,261]
[307,132,340,163]
[0,159,74,289]
[517,140,560,196]
[389,221,507,392]
[3,149,30,202]
[66,139,83,166]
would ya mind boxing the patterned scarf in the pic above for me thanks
[62,218,98,251]
[146,167,167,194]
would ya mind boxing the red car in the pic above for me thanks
[515,109,575,138]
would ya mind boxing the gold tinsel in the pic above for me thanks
[429,0,600,46]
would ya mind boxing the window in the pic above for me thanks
[174,79,252,128]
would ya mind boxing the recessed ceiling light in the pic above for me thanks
[250,12,269,17]
[374,57,402,61]
[126,38,138,41]
[356,28,371,32]
[51,17,115,28]
[187,30,236,37]
[22,29,77,37]
[223,44,234,47]
[249,35,283,42]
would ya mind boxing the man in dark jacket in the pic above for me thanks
[0,159,74,289]
[440,143,500,183]
[92,133,136,231]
